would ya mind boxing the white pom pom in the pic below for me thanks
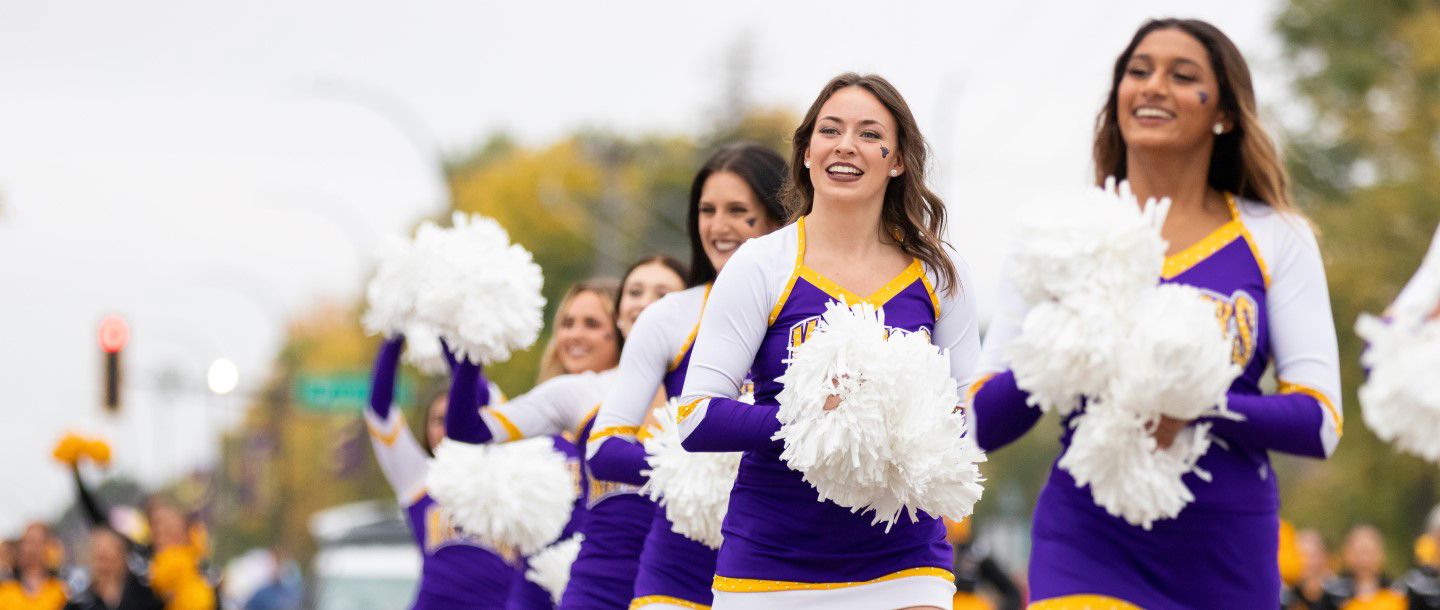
[426,438,578,555]
[525,534,584,604]
[1008,299,1120,415]
[641,400,742,550]
[1058,405,1214,529]
[401,324,449,376]
[1357,314,1440,463]
[1110,284,1241,420]
[1010,180,1170,304]
[363,235,422,338]
[774,300,986,529]
[410,212,546,365]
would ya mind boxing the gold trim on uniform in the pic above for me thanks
[670,283,713,371]
[590,425,639,443]
[489,411,524,441]
[1278,380,1343,436]
[711,566,953,593]
[677,398,706,423]
[630,595,711,609]
[366,412,405,447]
[1028,594,1144,610]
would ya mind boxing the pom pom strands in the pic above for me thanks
[641,400,742,549]
[426,438,578,555]
[773,300,986,530]
[1006,180,1240,529]
[1357,223,1440,463]
[525,534,584,604]
[364,212,546,366]
[1008,179,1170,305]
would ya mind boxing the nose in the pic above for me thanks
[1140,71,1167,100]
[835,130,858,157]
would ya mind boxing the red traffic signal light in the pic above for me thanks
[98,315,129,354]
[98,315,127,412]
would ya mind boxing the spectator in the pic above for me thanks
[0,523,67,610]
[64,528,162,610]
[1283,529,1331,610]
[1322,525,1405,610]
[1402,505,1440,610]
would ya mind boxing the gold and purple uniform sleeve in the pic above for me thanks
[678,239,783,452]
[1206,216,1342,458]
[587,297,684,486]
[365,337,430,503]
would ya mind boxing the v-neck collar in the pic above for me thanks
[794,216,925,307]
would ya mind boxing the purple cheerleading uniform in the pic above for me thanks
[508,435,586,610]
[674,219,982,607]
[365,338,516,609]
[562,408,656,609]
[447,359,621,609]
[588,285,722,609]
[971,195,1342,609]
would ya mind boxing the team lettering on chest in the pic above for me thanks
[424,503,519,561]
[787,308,932,350]
[1195,288,1260,368]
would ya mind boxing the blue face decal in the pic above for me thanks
[746,217,757,227]
[1198,91,1210,104]
[880,146,890,158]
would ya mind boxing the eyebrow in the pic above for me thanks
[819,115,886,129]
[1131,53,1202,69]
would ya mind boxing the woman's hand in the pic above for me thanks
[1151,416,1191,450]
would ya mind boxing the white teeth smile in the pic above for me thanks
[713,240,738,252]
[827,164,862,175]
[565,345,590,359]
[1135,107,1174,119]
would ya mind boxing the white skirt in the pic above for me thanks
[710,575,955,610]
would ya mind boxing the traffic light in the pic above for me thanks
[98,315,128,412]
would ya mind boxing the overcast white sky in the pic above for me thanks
[0,0,1289,535]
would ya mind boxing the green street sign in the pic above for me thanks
[294,372,415,412]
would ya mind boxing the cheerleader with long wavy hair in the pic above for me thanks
[586,142,787,610]
[677,73,982,610]
[970,19,1341,608]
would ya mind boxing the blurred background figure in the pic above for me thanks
[1282,528,1332,610]
[0,522,68,610]
[240,547,303,610]
[1402,505,1440,609]
[62,527,162,610]
[945,517,1021,610]
[1322,524,1405,610]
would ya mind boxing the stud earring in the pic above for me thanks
[804,160,811,169]
[1213,123,1225,135]
[889,169,899,177]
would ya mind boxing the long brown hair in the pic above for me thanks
[781,73,959,295]
[535,277,621,384]
[1094,18,1299,214]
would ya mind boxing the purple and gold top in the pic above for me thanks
[588,284,722,608]
[970,195,1342,608]
[676,218,982,594]
[366,338,516,609]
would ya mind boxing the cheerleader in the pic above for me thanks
[442,264,685,610]
[367,332,526,609]
[969,19,1341,608]
[677,73,981,610]
[0,523,66,610]
[586,142,787,609]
